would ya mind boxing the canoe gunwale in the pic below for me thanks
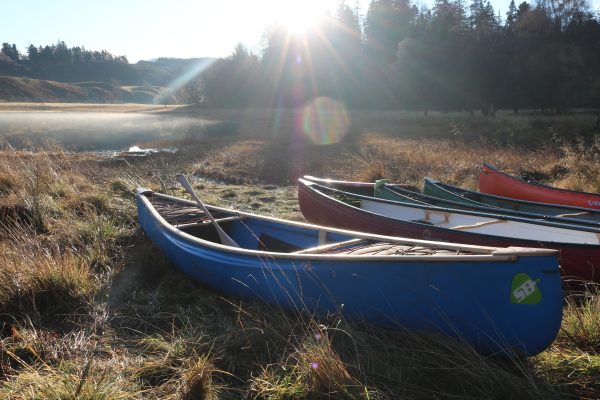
[300,179,600,234]
[302,175,377,188]
[427,177,599,214]
[138,188,556,261]
[303,175,418,192]
[421,178,600,228]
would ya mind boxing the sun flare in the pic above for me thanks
[272,1,329,34]
[279,8,320,34]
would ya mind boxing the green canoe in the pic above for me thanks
[422,178,600,225]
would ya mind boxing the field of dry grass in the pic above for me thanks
[0,105,599,398]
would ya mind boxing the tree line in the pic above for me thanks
[182,0,600,115]
[0,41,216,88]
[0,41,136,83]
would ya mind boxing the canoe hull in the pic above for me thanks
[480,164,600,210]
[138,190,562,356]
[298,181,600,283]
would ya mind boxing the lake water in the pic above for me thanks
[0,111,221,152]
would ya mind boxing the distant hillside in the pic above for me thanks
[133,58,215,86]
[0,51,214,87]
[0,76,162,103]
[0,55,214,103]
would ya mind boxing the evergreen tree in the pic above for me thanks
[27,45,39,63]
[365,0,417,65]
[506,0,518,28]
[1,43,19,61]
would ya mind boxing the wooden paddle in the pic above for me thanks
[176,174,240,248]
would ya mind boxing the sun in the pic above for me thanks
[279,7,321,34]
[272,1,329,35]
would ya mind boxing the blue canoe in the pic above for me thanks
[136,187,562,356]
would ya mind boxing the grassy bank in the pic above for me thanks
[0,106,599,398]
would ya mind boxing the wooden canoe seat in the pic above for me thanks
[292,238,368,255]
[293,239,460,256]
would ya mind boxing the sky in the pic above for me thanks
[1,0,551,63]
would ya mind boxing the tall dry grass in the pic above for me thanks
[0,110,599,398]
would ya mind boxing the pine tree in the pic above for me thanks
[1,43,19,61]
[506,0,517,29]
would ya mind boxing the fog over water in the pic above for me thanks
[0,112,222,151]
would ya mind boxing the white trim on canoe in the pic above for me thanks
[138,188,557,262]
[361,198,600,245]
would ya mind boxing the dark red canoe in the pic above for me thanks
[480,163,600,210]
[297,178,600,283]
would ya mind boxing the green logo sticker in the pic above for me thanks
[510,273,541,304]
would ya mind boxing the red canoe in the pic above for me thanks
[480,163,600,210]
[297,178,600,283]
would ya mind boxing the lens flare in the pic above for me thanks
[166,58,216,92]
[301,97,349,145]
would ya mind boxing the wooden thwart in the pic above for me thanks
[452,219,508,230]
[292,238,367,255]
[343,244,455,256]
[555,211,592,218]
[292,239,459,256]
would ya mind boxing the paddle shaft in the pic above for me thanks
[176,174,240,248]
